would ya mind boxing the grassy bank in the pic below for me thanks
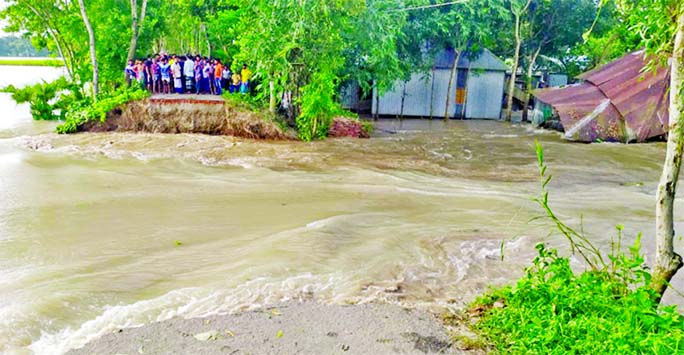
[446,142,684,354]
[0,58,63,67]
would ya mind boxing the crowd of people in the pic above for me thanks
[124,54,253,95]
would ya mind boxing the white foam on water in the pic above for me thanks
[305,214,361,229]
[26,234,527,355]
[395,185,520,198]
[28,272,358,355]
[482,134,519,139]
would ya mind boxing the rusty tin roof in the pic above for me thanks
[534,51,669,143]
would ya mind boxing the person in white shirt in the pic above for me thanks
[183,56,195,93]
[172,61,183,94]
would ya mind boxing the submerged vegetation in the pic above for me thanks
[1,77,83,120]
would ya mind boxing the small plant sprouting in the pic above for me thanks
[533,140,606,271]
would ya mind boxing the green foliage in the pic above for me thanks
[361,120,374,135]
[1,77,82,120]
[222,92,267,112]
[472,242,684,355]
[297,69,339,141]
[465,141,684,354]
[56,87,149,134]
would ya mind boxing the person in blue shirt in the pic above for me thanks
[159,58,171,94]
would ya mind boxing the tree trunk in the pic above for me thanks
[49,30,70,79]
[126,0,148,61]
[24,3,75,80]
[459,63,472,119]
[399,81,407,119]
[505,13,522,121]
[445,50,462,120]
[201,23,211,58]
[522,45,542,123]
[429,67,436,119]
[652,11,684,300]
[269,80,276,113]
[77,0,98,99]
[374,84,379,120]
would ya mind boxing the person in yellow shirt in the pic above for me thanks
[240,64,252,94]
[230,71,241,94]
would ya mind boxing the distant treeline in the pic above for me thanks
[0,36,48,57]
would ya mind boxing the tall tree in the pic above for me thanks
[654,10,684,300]
[609,0,684,300]
[126,0,149,61]
[439,0,504,120]
[1,0,86,81]
[77,0,98,99]
[504,0,533,121]
[520,0,596,121]
[651,4,684,300]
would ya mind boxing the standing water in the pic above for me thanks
[1,67,683,354]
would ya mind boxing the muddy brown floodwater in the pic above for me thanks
[0,66,682,354]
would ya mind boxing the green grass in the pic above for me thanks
[0,58,63,67]
[446,141,684,355]
[460,244,684,355]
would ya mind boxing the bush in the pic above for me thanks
[56,87,149,134]
[461,141,684,355]
[296,70,337,141]
[471,242,684,354]
[1,77,83,120]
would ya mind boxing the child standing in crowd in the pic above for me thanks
[231,69,241,94]
[159,58,171,94]
[136,60,145,88]
[124,60,135,87]
[240,64,252,94]
[172,59,183,94]
[214,59,223,95]
[221,64,231,93]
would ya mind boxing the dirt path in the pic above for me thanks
[66,302,471,355]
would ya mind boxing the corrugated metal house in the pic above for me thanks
[372,48,508,119]
[534,51,669,143]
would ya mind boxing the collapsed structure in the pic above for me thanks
[534,51,669,143]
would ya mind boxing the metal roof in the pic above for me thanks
[434,48,509,71]
[534,51,669,143]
